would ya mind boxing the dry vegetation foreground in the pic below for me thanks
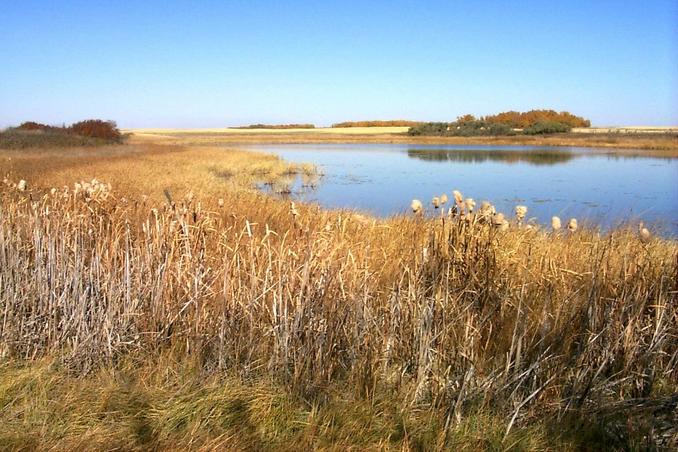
[0,142,677,450]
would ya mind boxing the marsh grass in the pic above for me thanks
[0,143,676,449]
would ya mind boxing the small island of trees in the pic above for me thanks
[408,109,591,136]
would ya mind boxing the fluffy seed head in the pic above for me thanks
[439,194,448,205]
[432,197,440,209]
[551,216,562,231]
[218,198,225,208]
[411,199,423,213]
[567,218,578,232]
[492,212,505,226]
[515,205,528,220]
[479,201,495,217]
[17,180,27,191]
[464,198,476,213]
[638,222,651,243]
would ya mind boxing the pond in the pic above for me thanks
[243,144,678,234]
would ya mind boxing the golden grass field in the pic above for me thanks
[0,136,677,450]
[126,126,412,135]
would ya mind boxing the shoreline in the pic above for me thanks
[126,129,678,156]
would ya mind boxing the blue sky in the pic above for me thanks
[1,0,676,128]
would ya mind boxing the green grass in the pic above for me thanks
[0,357,622,451]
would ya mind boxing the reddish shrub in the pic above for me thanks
[69,120,122,141]
[16,121,55,131]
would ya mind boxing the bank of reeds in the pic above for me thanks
[0,176,676,448]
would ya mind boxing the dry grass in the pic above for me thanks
[0,143,677,449]
[0,143,319,201]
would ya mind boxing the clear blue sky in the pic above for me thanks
[1,0,676,128]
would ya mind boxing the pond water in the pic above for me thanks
[243,144,678,234]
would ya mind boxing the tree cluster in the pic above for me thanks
[408,110,590,136]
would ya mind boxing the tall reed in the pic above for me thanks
[0,180,676,446]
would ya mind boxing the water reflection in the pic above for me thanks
[407,148,576,165]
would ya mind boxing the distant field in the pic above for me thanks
[572,126,678,134]
[125,126,678,154]
[126,126,410,136]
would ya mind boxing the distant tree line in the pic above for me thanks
[408,110,590,136]
[233,123,316,129]
[332,120,422,128]
[0,120,123,148]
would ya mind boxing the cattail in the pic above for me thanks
[492,213,508,231]
[478,201,495,223]
[492,212,505,227]
[515,205,528,222]
[432,197,440,209]
[464,198,475,213]
[567,218,578,233]
[452,190,463,204]
[290,201,299,218]
[218,198,225,208]
[50,188,57,196]
[411,199,423,214]
[439,194,448,205]
[638,222,651,244]
[17,180,27,191]
[551,216,561,231]
[480,201,495,214]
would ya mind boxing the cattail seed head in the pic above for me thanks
[551,216,562,231]
[17,180,27,191]
[515,205,528,221]
[453,190,463,205]
[218,198,225,208]
[567,218,578,232]
[432,197,440,209]
[411,199,423,214]
[439,194,448,205]
[638,222,651,243]
[290,201,299,217]
[492,212,505,226]
[464,198,475,213]
[480,201,495,214]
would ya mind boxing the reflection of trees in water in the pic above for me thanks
[406,149,576,165]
